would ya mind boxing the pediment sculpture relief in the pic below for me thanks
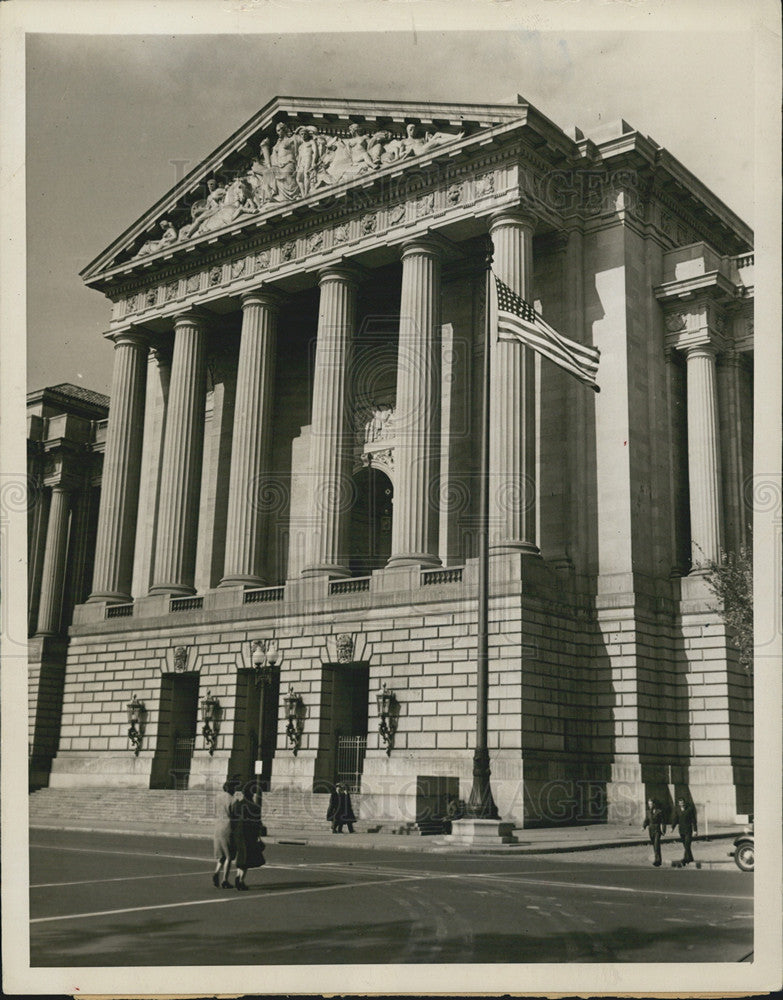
[133,121,465,258]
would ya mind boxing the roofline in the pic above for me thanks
[80,95,537,282]
[81,96,753,285]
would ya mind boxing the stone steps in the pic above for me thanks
[28,786,371,835]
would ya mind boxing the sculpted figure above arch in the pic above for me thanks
[133,119,465,258]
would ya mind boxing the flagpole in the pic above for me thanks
[467,237,498,820]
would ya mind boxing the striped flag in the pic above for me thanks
[494,274,601,393]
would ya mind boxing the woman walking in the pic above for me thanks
[213,776,240,888]
[231,781,266,891]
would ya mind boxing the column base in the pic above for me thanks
[300,564,351,579]
[447,818,517,846]
[489,542,541,557]
[147,583,196,597]
[385,553,441,569]
[218,575,267,589]
[87,591,132,605]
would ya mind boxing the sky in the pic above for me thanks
[21,13,761,396]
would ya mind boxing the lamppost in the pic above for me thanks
[251,638,281,769]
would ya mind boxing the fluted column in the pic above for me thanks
[302,266,357,577]
[150,311,209,595]
[221,290,279,586]
[488,211,539,555]
[88,330,149,603]
[35,485,71,635]
[131,348,172,597]
[686,344,724,567]
[387,238,442,568]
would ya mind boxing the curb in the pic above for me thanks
[29,823,741,856]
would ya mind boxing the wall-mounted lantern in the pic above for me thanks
[126,694,146,755]
[376,681,398,756]
[200,690,221,756]
[284,685,304,755]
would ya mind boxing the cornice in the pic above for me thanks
[83,108,572,289]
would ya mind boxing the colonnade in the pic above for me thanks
[87,215,540,604]
[85,211,734,605]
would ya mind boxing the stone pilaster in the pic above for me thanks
[716,347,750,554]
[27,484,51,635]
[685,344,724,567]
[150,311,209,596]
[35,485,72,635]
[221,290,279,586]
[387,237,442,568]
[302,266,357,577]
[488,211,539,555]
[88,330,149,603]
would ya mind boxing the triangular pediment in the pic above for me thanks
[81,96,572,287]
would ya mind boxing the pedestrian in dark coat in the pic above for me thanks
[212,777,239,888]
[231,783,266,891]
[327,782,356,833]
[643,797,666,867]
[671,797,698,865]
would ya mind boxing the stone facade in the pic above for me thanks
[32,97,754,826]
[27,384,108,788]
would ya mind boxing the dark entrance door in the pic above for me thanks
[349,467,393,575]
[314,663,369,791]
[150,673,199,789]
[228,668,280,790]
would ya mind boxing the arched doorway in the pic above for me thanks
[348,467,393,575]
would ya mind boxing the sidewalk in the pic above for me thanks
[29,814,745,859]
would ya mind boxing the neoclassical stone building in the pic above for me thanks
[27,383,108,789]
[36,96,754,826]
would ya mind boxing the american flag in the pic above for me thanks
[494,275,600,393]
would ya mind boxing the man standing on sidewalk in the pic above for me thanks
[643,798,666,867]
[671,796,698,866]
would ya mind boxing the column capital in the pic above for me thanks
[317,262,364,287]
[241,287,282,311]
[489,208,538,234]
[682,339,721,361]
[107,328,152,351]
[399,234,446,261]
[172,306,211,330]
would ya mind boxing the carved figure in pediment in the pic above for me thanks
[367,129,396,166]
[346,124,375,170]
[188,177,255,238]
[136,218,177,258]
[261,122,302,202]
[295,127,319,197]
[398,123,427,159]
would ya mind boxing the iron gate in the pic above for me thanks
[336,735,367,793]
[172,735,195,789]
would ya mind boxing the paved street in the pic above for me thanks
[30,829,752,966]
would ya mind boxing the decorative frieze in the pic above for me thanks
[111,160,517,324]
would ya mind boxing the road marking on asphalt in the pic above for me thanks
[31,871,208,889]
[30,843,212,863]
[469,873,752,902]
[29,873,430,925]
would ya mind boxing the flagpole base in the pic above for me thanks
[448,818,517,846]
